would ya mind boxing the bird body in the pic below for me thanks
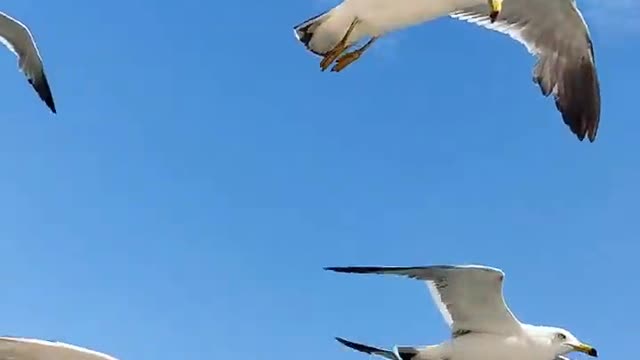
[337,333,568,360]
[327,265,598,360]
[447,330,557,360]
[294,0,601,141]
[390,330,560,360]
[296,0,479,55]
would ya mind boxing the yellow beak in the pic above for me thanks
[490,0,502,13]
[569,343,598,357]
[488,0,502,22]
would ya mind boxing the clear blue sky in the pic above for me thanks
[0,1,636,359]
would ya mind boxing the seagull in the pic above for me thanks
[0,336,118,360]
[293,0,600,142]
[0,11,56,113]
[334,337,576,360]
[325,265,598,360]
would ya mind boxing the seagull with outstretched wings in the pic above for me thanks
[325,265,598,360]
[293,0,600,142]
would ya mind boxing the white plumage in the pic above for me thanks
[293,0,601,142]
[326,265,598,360]
[0,336,117,360]
[294,0,478,55]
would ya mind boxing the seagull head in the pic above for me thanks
[538,327,598,358]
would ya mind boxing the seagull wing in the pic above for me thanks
[336,337,401,360]
[0,12,56,113]
[0,336,118,360]
[335,337,419,360]
[450,0,600,142]
[325,265,522,336]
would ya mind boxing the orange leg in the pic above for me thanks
[331,36,378,72]
[319,18,361,71]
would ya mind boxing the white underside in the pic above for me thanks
[0,337,117,360]
[417,331,557,360]
[308,0,484,54]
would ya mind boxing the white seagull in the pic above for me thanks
[325,265,598,360]
[0,11,56,113]
[0,336,118,360]
[293,0,600,142]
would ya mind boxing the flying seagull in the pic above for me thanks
[325,264,598,360]
[293,0,600,142]
[0,336,118,360]
[335,337,576,360]
[0,11,56,113]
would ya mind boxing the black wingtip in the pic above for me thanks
[555,61,600,143]
[46,99,56,114]
[335,337,385,355]
[324,266,366,273]
[560,105,599,143]
[534,50,600,143]
[48,100,57,114]
[29,71,57,114]
[335,337,365,351]
[325,266,387,274]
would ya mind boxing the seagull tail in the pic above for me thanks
[293,8,358,57]
[293,10,332,56]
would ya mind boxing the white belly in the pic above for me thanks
[451,334,556,360]
[342,0,483,37]
[304,0,483,55]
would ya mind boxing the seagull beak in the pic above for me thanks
[488,0,502,22]
[568,343,598,357]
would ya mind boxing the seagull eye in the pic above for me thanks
[556,333,567,341]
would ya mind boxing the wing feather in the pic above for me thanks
[325,265,522,336]
[336,337,401,360]
[450,0,600,141]
[0,337,117,360]
[0,11,56,113]
[335,337,420,360]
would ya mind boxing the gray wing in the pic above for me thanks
[450,0,600,142]
[326,265,522,336]
[0,11,56,113]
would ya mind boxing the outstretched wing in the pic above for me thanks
[450,0,600,142]
[326,265,522,336]
[0,11,56,113]
[336,337,401,360]
[0,336,118,360]
[335,337,419,360]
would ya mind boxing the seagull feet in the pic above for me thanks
[330,37,378,72]
[331,51,362,72]
[319,17,361,71]
[320,46,347,71]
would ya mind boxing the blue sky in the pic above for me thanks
[0,0,636,359]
